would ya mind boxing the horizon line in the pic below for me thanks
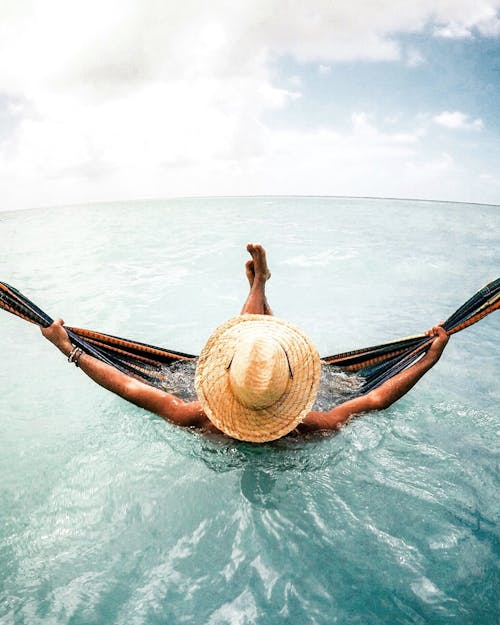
[1,193,499,214]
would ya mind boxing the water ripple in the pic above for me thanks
[1,198,499,625]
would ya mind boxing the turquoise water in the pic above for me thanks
[0,197,499,624]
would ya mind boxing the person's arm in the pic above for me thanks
[300,325,449,433]
[41,319,207,427]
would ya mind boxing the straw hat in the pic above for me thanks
[195,314,321,442]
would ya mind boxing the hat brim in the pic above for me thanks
[195,315,321,442]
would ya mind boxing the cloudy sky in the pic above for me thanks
[1,0,500,210]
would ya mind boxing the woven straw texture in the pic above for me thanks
[195,315,321,442]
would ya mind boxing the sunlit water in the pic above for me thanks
[0,197,498,625]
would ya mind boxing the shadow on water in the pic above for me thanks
[181,432,340,507]
[155,359,364,505]
[240,466,278,508]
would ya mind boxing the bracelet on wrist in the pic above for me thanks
[68,346,84,366]
[74,349,84,367]
[68,346,79,362]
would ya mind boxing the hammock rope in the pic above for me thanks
[1,278,498,397]
[322,278,499,394]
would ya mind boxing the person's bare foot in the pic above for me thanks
[247,243,271,282]
[245,260,255,287]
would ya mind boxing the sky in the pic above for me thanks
[1,0,500,210]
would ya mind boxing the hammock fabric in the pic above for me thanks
[1,278,499,397]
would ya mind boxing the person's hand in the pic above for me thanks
[425,324,449,361]
[41,319,72,355]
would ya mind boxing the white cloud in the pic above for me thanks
[406,48,425,67]
[433,22,474,38]
[433,111,484,130]
[433,3,500,38]
[1,108,498,209]
[2,0,500,100]
[0,0,499,209]
[203,117,456,202]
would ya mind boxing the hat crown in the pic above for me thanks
[229,334,289,409]
[195,314,321,442]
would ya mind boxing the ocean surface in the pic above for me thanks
[0,197,498,625]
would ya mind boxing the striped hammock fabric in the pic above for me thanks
[1,278,498,396]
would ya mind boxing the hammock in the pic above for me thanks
[1,278,499,397]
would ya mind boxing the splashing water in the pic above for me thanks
[158,359,363,407]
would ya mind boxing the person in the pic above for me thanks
[41,243,449,442]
